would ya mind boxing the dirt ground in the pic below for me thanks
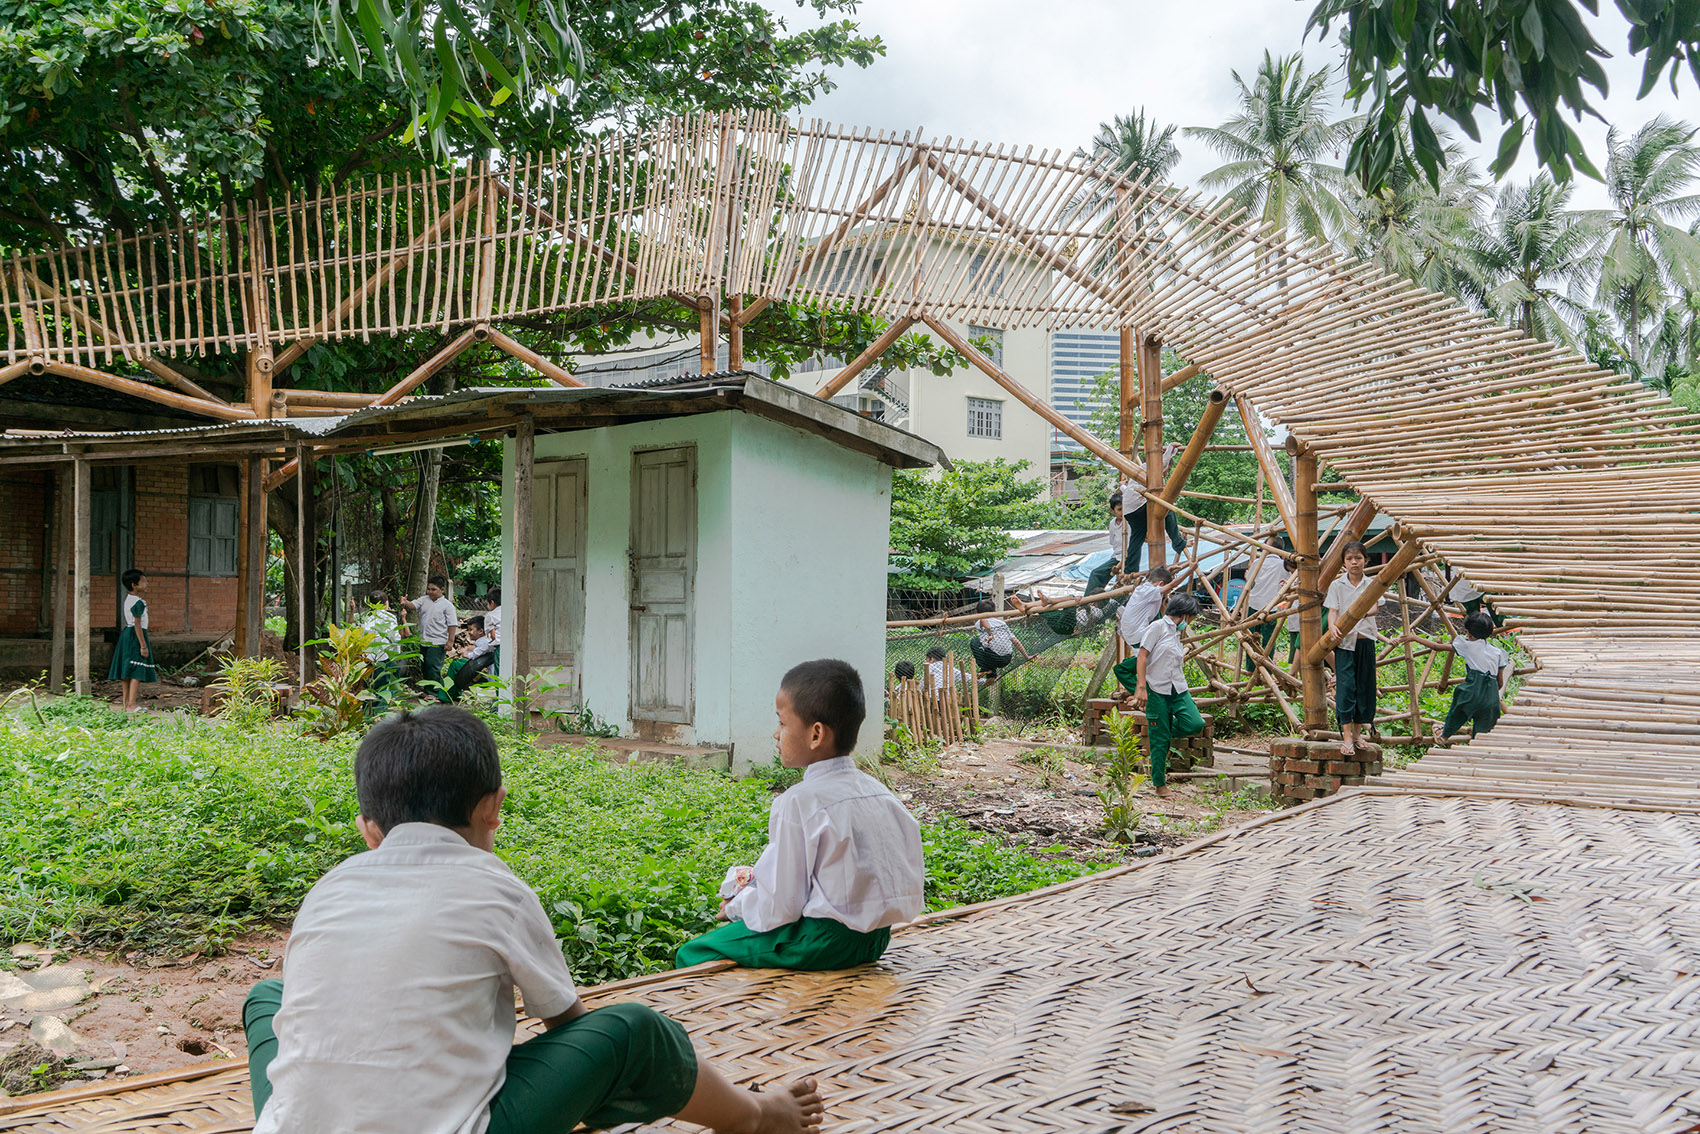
[0,725,1279,1101]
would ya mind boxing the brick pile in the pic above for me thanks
[1082,697,1215,773]
[1269,737,1383,802]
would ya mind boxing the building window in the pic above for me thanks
[966,396,1003,440]
[968,325,1004,368]
[90,467,131,576]
[967,252,1004,298]
[188,465,239,576]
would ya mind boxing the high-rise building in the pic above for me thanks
[1048,328,1119,460]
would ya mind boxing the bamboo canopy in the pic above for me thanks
[6,109,1700,797]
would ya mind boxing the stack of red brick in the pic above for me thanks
[1268,737,1383,802]
[1082,698,1215,773]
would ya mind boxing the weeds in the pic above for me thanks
[0,712,1107,983]
[213,655,287,727]
[1098,710,1149,843]
[1017,747,1067,790]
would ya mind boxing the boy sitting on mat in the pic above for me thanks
[676,660,925,971]
[243,705,823,1134]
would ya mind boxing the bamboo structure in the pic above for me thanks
[887,652,976,746]
[3,108,1698,798]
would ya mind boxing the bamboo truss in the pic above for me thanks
[7,109,1700,800]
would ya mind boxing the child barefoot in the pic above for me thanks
[676,660,924,971]
[1323,540,1380,755]
[108,569,156,712]
[244,705,824,1134]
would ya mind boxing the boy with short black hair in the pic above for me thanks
[446,615,497,701]
[483,586,503,674]
[401,575,457,697]
[243,705,823,1134]
[675,660,924,971]
[1116,566,1173,656]
[1123,592,1205,800]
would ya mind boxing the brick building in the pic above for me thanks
[1,377,245,678]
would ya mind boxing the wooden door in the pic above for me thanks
[629,447,696,725]
[528,459,587,711]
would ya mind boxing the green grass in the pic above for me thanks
[0,708,1104,983]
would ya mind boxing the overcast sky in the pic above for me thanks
[770,0,1696,211]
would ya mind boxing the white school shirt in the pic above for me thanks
[361,607,401,662]
[1138,616,1189,695]
[1245,558,1290,610]
[253,824,578,1134]
[1106,516,1128,558]
[1453,635,1510,687]
[466,634,494,661]
[925,659,946,689]
[121,595,148,629]
[1325,574,1381,649]
[1448,574,1481,602]
[484,605,502,646]
[1118,581,1164,646]
[723,756,925,934]
[412,594,459,646]
[977,617,1014,657]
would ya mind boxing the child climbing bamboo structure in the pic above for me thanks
[1433,609,1511,743]
[676,660,925,971]
[1113,592,1205,801]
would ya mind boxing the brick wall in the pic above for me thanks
[0,465,239,638]
[0,472,49,635]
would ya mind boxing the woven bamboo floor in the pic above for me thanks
[5,790,1699,1134]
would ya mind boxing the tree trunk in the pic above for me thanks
[380,480,403,593]
[404,367,458,598]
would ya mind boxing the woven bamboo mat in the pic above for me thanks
[6,791,1699,1134]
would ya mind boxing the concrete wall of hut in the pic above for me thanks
[501,412,891,769]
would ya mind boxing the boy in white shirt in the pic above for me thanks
[482,587,503,675]
[968,599,1030,679]
[676,660,925,971]
[242,705,823,1134]
[1437,610,1512,741]
[1116,566,1172,657]
[1125,593,1205,800]
[1322,540,1380,756]
[360,590,403,711]
[401,575,458,700]
[1084,492,1129,595]
[447,616,498,702]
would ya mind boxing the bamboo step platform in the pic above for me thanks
[6,790,1699,1134]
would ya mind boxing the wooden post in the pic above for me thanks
[72,458,90,696]
[699,296,718,374]
[296,442,311,688]
[511,415,534,731]
[236,459,251,656]
[728,295,744,371]
[1293,442,1326,733]
[49,467,69,693]
[1138,332,1166,568]
[242,455,266,657]
[1159,388,1228,505]
[1118,328,1136,459]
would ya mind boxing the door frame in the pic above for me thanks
[627,443,697,727]
[529,456,589,711]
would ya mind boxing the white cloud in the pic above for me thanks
[769,0,1699,212]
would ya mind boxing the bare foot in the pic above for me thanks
[720,1078,824,1134]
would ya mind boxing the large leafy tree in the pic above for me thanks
[888,460,1047,592]
[1462,174,1596,346]
[1583,115,1700,367]
[1308,0,1700,189]
[1185,52,1360,244]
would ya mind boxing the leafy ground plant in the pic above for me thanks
[0,713,1109,983]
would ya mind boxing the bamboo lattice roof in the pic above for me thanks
[5,111,1700,1127]
[3,791,1699,1133]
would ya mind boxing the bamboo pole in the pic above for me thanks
[1301,537,1426,666]
[1293,444,1326,733]
[814,315,917,400]
[511,415,535,730]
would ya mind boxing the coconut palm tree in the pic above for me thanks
[1065,109,1182,228]
[1584,116,1700,369]
[1344,131,1485,297]
[1184,52,1360,243]
[1462,175,1595,348]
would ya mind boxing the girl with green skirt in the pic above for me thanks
[1437,610,1511,741]
[109,568,157,711]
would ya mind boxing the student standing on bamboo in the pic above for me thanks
[1322,540,1379,756]
[1125,592,1204,801]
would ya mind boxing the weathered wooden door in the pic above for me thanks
[629,446,696,725]
[528,459,587,711]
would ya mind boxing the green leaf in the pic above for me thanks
[1491,117,1527,178]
